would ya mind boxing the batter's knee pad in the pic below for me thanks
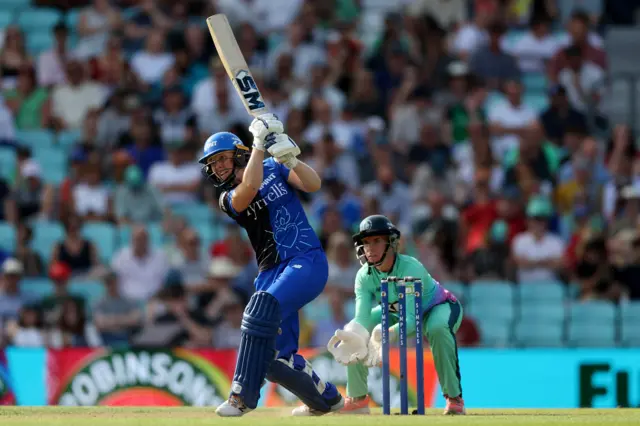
[266,354,341,413]
[231,291,281,409]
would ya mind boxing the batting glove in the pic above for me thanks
[249,113,284,151]
[265,133,301,159]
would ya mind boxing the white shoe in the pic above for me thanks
[291,395,345,416]
[216,395,254,417]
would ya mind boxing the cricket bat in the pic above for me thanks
[206,14,269,117]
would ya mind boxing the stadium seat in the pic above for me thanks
[171,203,213,227]
[567,301,617,347]
[519,302,566,323]
[0,0,30,13]
[82,222,117,264]
[517,280,566,304]
[524,93,549,112]
[501,30,526,51]
[69,279,106,308]
[65,8,81,29]
[523,73,548,93]
[466,301,515,323]
[117,223,164,249]
[0,147,16,180]
[468,281,515,304]
[56,129,82,150]
[32,147,67,184]
[32,220,64,263]
[0,11,14,27]
[20,277,54,299]
[476,319,512,347]
[568,323,616,347]
[0,221,16,252]
[620,302,640,347]
[17,8,62,32]
[26,30,54,55]
[514,320,564,347]
[16,129,54,149]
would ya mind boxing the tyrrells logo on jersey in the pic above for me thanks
[245,173,288,219]
[235,70,265,111]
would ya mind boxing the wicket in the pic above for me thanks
[380,276,425,415]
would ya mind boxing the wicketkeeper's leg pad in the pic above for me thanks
[267,353,342,413]
[230,291,281,409]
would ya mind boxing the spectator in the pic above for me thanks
[613,237,640,301]
[548,10,606,83]
[50,298,102,347]
[488,79,536,161]
[0,26,31,90]
[153,86,196,146]
[111,224,170,302]
[74,0,123,60]
[469,21,520,90]
[121,111,165,177]
[40,261,85,327]
[4,160,55,225]
[202,257,244,318]
[114,164,164,224]
[14,224,44,277]
[390,86,441,155]
[459,169,498,256]
[362,165,412,232]
[6,304,46,347]
[512,197,565,283]
[540,86,587,145]
[72,157,113,222]
[326,231,359,295]
[451,4,492,59]
[574,236,616,301]
[212,296,243,349]
[138,270,212,347]
[0,258,35,321]
[290,62,345,116]
[51,214,101,277]
[311,178,362,233]
[93,271,142,347]
[267,21,326,82]
[131,29,175,85]
[556,45,605,115]
[503,16,559,74]
[3,65,51,130]
[51,60,108,130]
[96,89,136,150]
[36,22,68,88]
[170,227,210,290]
[148,141,202,206]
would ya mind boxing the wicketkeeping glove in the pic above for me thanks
[327,320,370,366]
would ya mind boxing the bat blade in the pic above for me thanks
[206,14,269,117]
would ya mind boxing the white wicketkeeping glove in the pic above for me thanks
[326,320,369,366]
[265,133,301,160]
[248,113,284,151]
[363,324,396,368]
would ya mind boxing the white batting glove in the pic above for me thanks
[327,320,370,366]
[274,153,298,169]
[265,133,301,159]
[249,113,284,151]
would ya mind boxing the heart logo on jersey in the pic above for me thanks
[273,207,298,249]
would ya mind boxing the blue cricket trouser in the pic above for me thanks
[254,248,328,358]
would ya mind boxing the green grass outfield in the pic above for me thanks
[0,407,640,425]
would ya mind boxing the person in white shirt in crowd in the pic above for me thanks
[36,22,68,88]
[111,224,170,302]
[556,44,605,115]
[49,298,103,348]
[170,227,210,291]
[503,17,561,74]
[148,141,202,206]
[130,29,175,85]
[290,61,345,117]
[450,4,492,60]
[72,157,112,222]
[74,0,123,60]
[7,304,46,347]
[488,78,537,161]
[512,197,565,283]
[267,21,326,82]
[51,60,108,130]
[0,259,35,322]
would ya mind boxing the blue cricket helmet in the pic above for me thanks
[199,132,250,189]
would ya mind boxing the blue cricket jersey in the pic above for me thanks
[218,158,322,271]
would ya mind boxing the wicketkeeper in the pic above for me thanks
[325,215,465,415]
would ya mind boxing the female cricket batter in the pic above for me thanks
[326,214,465,415]
[200,113,344,417]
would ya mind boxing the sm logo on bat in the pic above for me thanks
[235,70,265,111]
